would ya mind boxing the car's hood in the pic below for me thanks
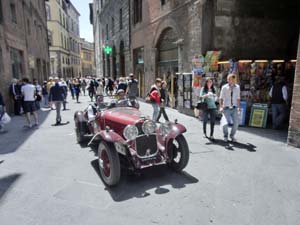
[102,107,143,126]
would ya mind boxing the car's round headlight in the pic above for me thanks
[123,125,139,140]
[159,122,172,136]
[142,120,156,135]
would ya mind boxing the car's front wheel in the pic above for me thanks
[75,123,85,143]
[98,142,121,186]
[168,134,189,172]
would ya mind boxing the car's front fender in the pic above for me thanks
[165,123,187,144]
[88,130,126,146]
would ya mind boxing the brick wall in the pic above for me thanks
[288,32,300,148]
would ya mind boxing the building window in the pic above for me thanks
[61,33,63,47]
[10,3,17,24]
[59,10,62,24]
[161,0,166,6]
[0,0,3,23]
[106,24,108,40]
[48,31,53,46]
[133,0,142,24]
[112,17,115,36]
[46,4,51,20]
[10,48,24,79]
[119,8,123,30]
[27,19,31,35]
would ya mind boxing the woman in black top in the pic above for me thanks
[74,79,81,103]
[156,81,169,123]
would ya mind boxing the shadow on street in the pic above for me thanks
[0,173,22,203]
[91,160,198,202]
[205,139,257,152]
[0,109,51,155]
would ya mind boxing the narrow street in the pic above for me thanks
[0,95,299,225]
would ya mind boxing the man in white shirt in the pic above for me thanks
[21,78,39,128]
[219,74,241,142]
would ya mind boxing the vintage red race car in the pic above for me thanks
[74,99,190,186]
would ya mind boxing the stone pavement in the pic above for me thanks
[0,94,299,225]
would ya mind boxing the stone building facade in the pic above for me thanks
[0,0,50,111]
[91,0,132,79]
[288,33,300,148]
[46,0,81,79]
[80,38,95,77]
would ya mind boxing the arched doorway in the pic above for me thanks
[119,41,125,77]
[157,28,179,108]
[106,54,111,78]
[112,46,117,80]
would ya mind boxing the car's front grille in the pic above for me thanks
[135,135,158,157]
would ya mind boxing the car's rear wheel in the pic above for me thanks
[168,134,189,172]
[98,142,121,186]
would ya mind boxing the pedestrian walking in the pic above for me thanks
[95,79,104,106]
[156,81,169,123]
[200,78,218,140]
[269,76,288,129]
[117,77,127,92]
[42,81,49,107]
[9,78,22,115]
[49,77,65,125]
[69,79,75,100]
[33,79,42,111]
[0,91,7,133]
[60,79,68,110]
[88,80,96,101]
[219,74,241,142]
[47,77,55,109]
[21,78,39,128]
[149,78,162,121]
[74,79,81,103]
[107,78,114,96]
[81,79,87,96]
[126,73,139,99]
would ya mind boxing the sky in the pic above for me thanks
[71,0,94,43]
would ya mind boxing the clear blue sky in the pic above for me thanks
[71,0,93,43]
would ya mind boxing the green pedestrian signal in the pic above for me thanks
[104,45,112,55]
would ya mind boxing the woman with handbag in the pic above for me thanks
[200,78,217,140]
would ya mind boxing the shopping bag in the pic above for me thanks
[220,114,228,130]
[1,113,11,124]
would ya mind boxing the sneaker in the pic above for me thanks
[231,137,237,142]
[23,124,32,129]
[224,137,228,142]
[33,123,39,128]
[203,133,208,138]
[210,136,215,141]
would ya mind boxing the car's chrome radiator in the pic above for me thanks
[135,135,158,158]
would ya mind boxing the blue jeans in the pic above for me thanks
[223,108,239,138]
[152,103,159,121]
[271,104,287,129]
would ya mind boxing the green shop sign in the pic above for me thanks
[104,45,112,55]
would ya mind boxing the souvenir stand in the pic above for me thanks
[217,59,296,128]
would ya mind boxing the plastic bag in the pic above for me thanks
[220,114,228,130]
[1,113,11,124]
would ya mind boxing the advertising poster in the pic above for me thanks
[205,51,221,72]
[192,55,205,88]
[249,104,268,128]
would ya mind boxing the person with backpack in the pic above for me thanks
[149,78,162,121]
